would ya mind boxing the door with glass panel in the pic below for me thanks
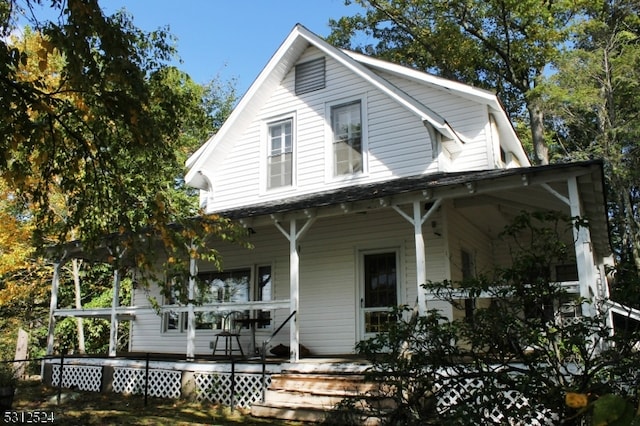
[359,251,399,340]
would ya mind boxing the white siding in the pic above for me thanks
[373,69,492,171]
[129,206,452,356]
[206,46,490,213]
[129,226,292,355]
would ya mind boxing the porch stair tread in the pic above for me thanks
[251,362,386,424]
[269,373,377,395]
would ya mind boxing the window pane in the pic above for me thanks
[268,119,293,188]
[164,310,180,331]
[364,253,397,308]
[331,101,362,176]
[268,152,292,188]
[365,311,395,333]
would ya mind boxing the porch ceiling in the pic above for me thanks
[215,160,610,259]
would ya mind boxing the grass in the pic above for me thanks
[9,379,300,425]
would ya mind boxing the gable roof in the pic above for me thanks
[185,24,529,190]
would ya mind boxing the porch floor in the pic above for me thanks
[55,351,368,366]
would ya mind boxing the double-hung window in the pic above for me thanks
[267,119,293,189]
[331,100,362,176]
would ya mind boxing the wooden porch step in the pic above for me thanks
[251,362,389,424]
[269,373,378,395]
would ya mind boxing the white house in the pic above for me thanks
[119,24,610,361]
[42,24,629,419]
[46,23,615,370]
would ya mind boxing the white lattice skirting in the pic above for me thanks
[436,376,559,425]
[194,372,271,408]
[46,358,273,409]
[51,364,102,392]
[113,367,182,399]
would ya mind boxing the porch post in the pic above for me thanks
[46,259,63,356]
[186,243,197,359]
[413,201,427,316]
[392,199,441,316]
[289,220,300,362]
[275,217,315,362]
[567,176,598,317]
[108,266,121,357]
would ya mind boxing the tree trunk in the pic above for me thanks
[528,102,548,165]
[71,258,86,354]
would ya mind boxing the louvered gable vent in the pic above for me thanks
[295,57,325,95]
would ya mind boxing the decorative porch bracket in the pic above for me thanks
[274,217,316,362]
[392,198,442,316]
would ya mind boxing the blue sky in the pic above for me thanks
[97,0,364,95]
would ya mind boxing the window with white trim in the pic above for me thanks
[161,266,272,333]
[162,283,185,332]
[267,119,293,189]
[195,269,250,330]
[331,100,362,176]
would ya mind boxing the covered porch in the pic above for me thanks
[44,161,611,367]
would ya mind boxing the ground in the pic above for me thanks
[7,379,299,425]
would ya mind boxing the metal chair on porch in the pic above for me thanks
[212,311,245,358]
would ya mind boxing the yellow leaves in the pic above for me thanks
[37,47,48,72]
[565,392,589,409]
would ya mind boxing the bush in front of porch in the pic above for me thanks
[340,212,640,426]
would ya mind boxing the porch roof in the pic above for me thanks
[214,160,610,258]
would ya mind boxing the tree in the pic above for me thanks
[0,1,243,356]
[543,0,640,282]
[340,212,640,425]
[328,0,585,165]
[1,0,184,246]
[0,179,51,361]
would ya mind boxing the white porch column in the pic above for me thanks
[568,177,598,317]
[274,217,316,362]
[108,267,121,357]
[186,243,197,359]
[289,220,300,362]
[392,199,442,316]
[413,201,427,316]
[46,260,63,356]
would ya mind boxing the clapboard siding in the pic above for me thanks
[129,206,456,356]
[373,69,491,171]
[129,226,293,355]
[206,45,475,213]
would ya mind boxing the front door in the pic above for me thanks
[359,251,399,340]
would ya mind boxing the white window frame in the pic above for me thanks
[325,95,368,181]
[162,281,186,333]
[161,265,275,334]
[262,113,296,193]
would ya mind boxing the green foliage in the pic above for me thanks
[542,0,640,278]
[353,212,640,425]
[0,361,17,388]
[0,1,243,358]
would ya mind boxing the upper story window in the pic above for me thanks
[267,118,293,189]
[331,100,363,177]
